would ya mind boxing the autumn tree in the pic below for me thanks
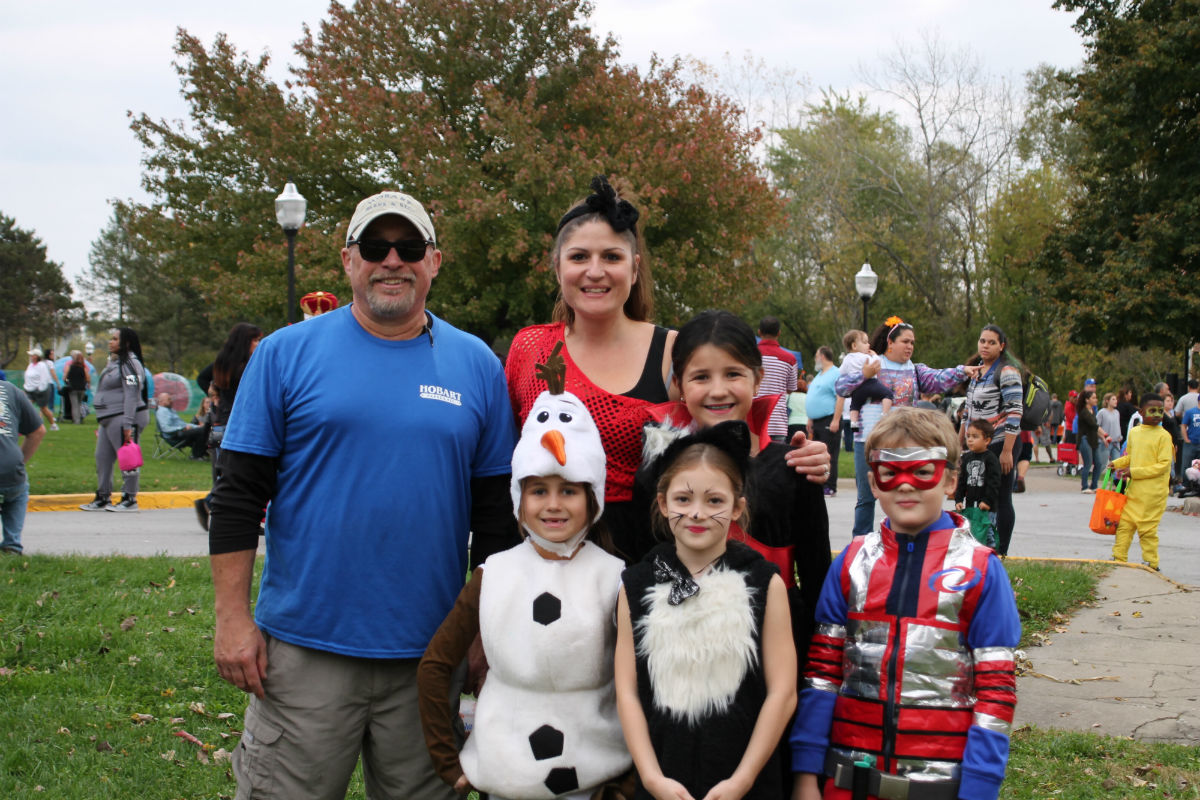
[1038,0,1200,351]
[764,96,926,356]
[81,203,209,372]
[0,214,80,369]
[128,0,780,343]
[760,36,1017,365]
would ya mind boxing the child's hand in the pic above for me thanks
[643,774,696,800]
[980,502,991,511]
[701,775,753,800]
[954,502,963,511]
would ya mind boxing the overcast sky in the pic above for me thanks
[0,1,1085,286]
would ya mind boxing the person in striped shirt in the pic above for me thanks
[755,316,798,442]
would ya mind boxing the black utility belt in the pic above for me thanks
[826,752,959,800]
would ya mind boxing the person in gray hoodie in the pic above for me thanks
[80,328,148,512]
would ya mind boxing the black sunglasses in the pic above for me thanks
[349,238,433,263]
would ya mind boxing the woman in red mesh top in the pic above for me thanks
[507,176,830,562]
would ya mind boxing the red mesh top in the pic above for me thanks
[506,323,656,503]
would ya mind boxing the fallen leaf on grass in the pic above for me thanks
[1134,764,1157,776]
[188,701,206,715]
[213,748,232,763]
[96,741,112,752]
[196,750,210,765]
[174,730,203,747]
[119,616,137,631]
[130,713,155,724]
[160,750,176,761]
[162,627,176,633]
[0,667,13,677]
[170,717,184,724]
[57,727,70,735]
[217,712,235,720]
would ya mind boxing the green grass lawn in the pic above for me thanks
[3,556,1194,798]
[26,419,213,495]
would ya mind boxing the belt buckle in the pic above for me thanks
[876,772,910,800]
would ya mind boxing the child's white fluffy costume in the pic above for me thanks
[461,343,630,798]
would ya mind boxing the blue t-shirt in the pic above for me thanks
[223,308,516,658]
[1184,406,1200,445]
[805,364,839,419]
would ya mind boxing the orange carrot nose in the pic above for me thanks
[540,430,567,466]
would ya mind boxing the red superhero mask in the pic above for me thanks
[868,447,950,490]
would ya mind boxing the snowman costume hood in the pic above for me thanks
[510,342,607,556]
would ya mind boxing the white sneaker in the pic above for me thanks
[50,424,60,431]
[107,498,139,512]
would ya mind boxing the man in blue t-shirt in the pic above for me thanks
[1182,404,1200,481]
[209,190,518,800]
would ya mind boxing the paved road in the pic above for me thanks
[22,506,263,557]
[21,465,1197,585]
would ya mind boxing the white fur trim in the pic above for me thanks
[640,419,692,469]
[636,566,758,725]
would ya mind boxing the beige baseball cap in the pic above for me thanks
[346,191,436,245]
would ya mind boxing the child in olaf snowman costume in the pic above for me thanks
[418,343,632,800]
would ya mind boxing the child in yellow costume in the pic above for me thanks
[1108,393,1173,570]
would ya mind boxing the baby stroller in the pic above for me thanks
[1056,441,1079,477]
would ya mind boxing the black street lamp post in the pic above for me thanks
[275,181,308,324]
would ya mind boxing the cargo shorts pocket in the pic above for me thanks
[233,700,284,797]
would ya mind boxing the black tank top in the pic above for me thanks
[621,325,670,403]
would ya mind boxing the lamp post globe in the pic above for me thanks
[855,262,878,331]
[275,181,308,324]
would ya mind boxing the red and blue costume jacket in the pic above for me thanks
[790,512,1020,800]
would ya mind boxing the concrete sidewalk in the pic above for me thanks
[1012,564,1198,745]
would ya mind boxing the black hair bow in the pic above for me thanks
[556,175,640,236]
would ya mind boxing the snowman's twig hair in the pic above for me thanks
[535,341,567,395]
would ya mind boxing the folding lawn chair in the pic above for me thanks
[151,420,189,460]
